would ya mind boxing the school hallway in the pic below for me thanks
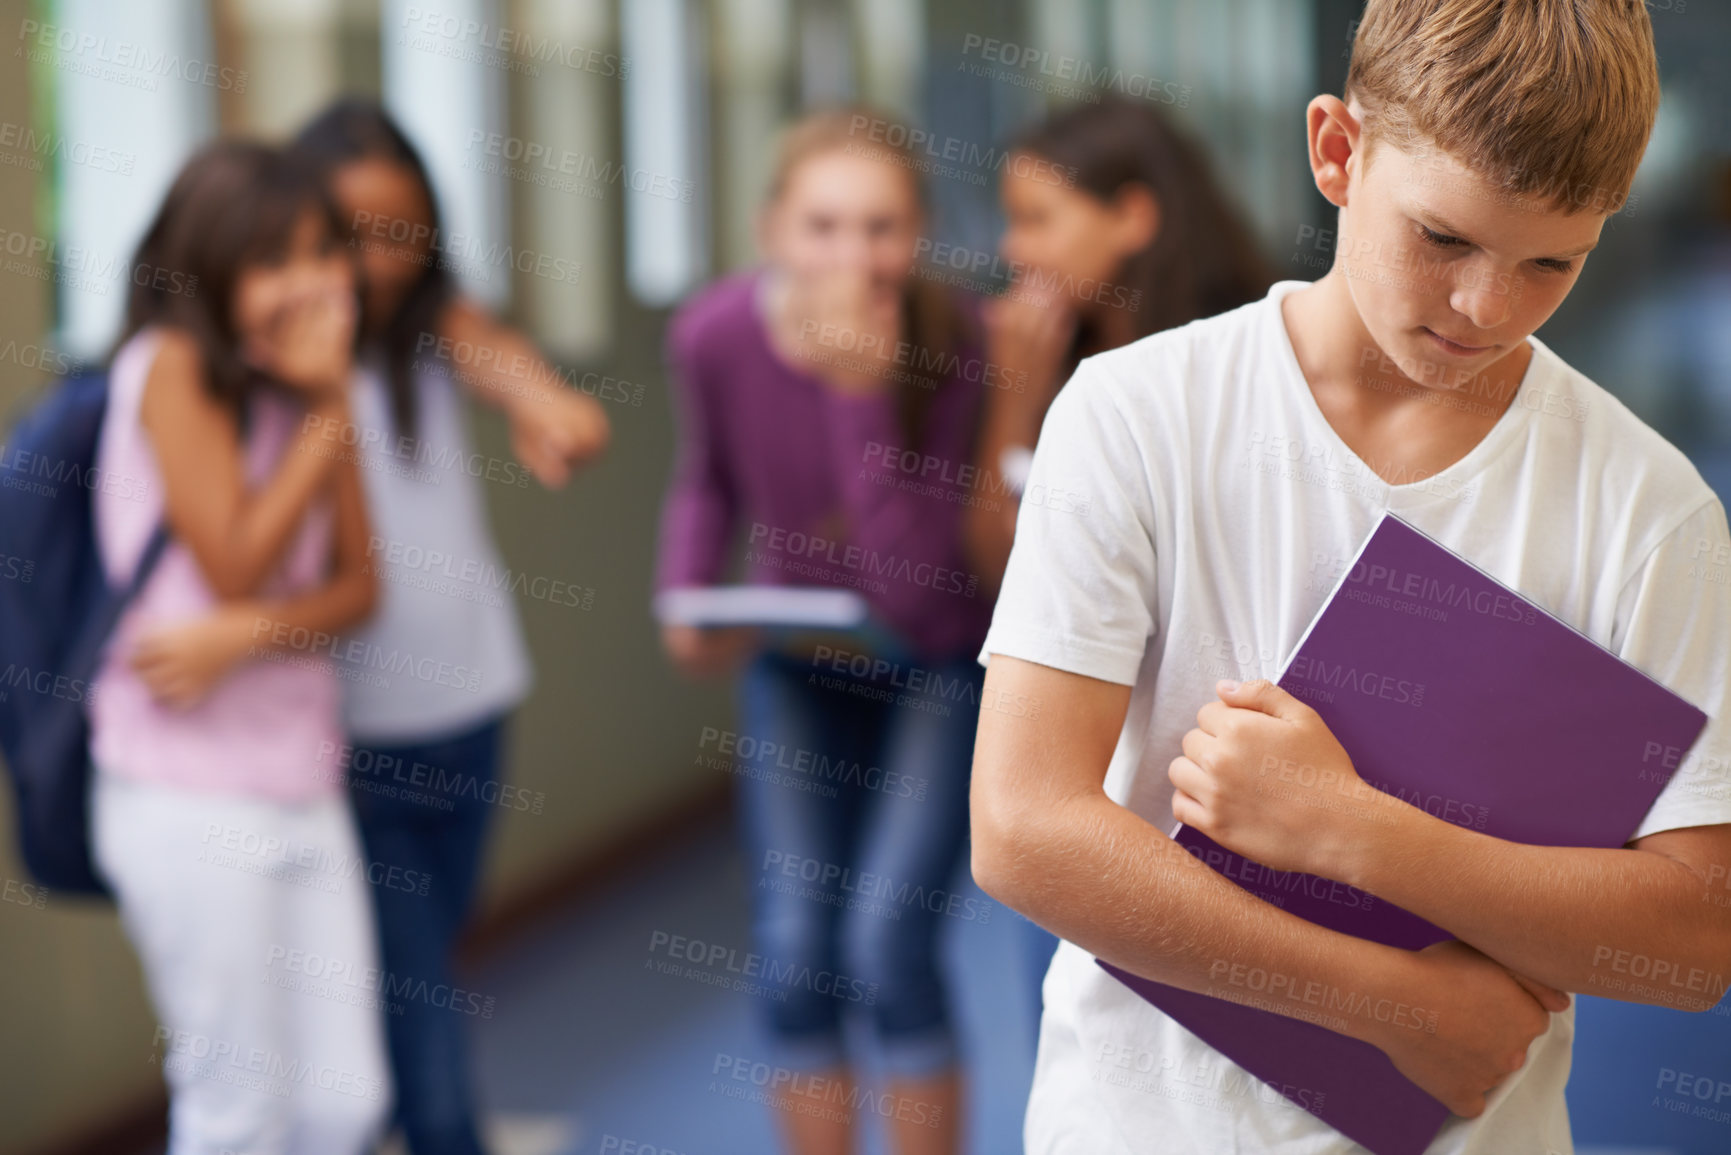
[125,812,1728,1155]
[146,816,1044,1155]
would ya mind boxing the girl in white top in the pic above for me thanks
[291,99,609,1155]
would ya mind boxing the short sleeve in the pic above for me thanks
[978,364,1159,685]
[1619,499,1731,840]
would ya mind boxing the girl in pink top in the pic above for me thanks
[89,141,391,1155]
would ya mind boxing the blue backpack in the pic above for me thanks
[0,370,166,897]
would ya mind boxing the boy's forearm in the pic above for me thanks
[1338,799,1731,1009]
[979,792,1434,1050]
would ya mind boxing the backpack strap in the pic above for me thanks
[123,523,171,604]
[69,523,173,680]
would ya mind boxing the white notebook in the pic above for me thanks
[652,586,871,630]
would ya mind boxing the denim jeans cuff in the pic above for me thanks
[878,1025,958,1081]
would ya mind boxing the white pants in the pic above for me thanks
[93,772,394,1155]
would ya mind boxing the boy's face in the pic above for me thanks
[1336,130,1610,388]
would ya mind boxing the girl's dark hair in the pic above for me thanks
[118,140,347,413]
[293,97,454,437]
[1011,95,1274,348]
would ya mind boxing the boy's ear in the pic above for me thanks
[1307,95,1361,210]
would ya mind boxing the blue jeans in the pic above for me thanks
[346,717,504,1155]
[736,647,983,1079]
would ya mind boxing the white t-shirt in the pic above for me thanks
[339,360,534,742]
[979,280,1731,1154]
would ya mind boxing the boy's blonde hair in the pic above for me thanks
[1346,0,1660,213]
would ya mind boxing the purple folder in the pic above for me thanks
[1098,512,1709,1155]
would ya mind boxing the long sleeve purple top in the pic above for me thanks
[654,269,992,663]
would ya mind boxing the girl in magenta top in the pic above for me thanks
[654,264,994,663]
[655,107,991,1155]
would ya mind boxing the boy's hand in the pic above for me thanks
[1169,678,1380,877]
[1372,940,1566,1118]
[129,605,259,710]
[506,387,611,489]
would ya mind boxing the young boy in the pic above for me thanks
[970,1,1731,1152]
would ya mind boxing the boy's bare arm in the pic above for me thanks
[1347,811,1731,1011]
[1174,679,1731,1011]
[971,654,1568,1118]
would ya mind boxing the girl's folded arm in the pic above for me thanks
[139,328,346,600]
[240,451,379,646]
